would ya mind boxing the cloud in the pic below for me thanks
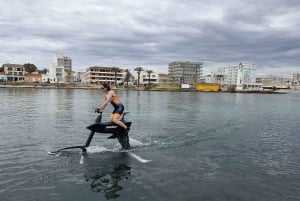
[1,0,300,75]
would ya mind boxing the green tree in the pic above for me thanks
[0,64,4,72]
[134,67,144,87]
[38,68,48,74]
[146,70,153,85]
[111,67,120,86]
[24,63,37,73]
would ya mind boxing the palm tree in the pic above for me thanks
[134,67,144,87]
[111,67,120,86]
[124,69,132,87]
[146,70,153,85]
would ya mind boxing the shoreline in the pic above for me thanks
[0,84,292,94]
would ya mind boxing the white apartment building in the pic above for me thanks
[140,70,157,85]
[49,54,72,83]
[41,74,57,84]
[83,66,125,85]
[209,63,261,90]
[3,64,25,82]
[140,71,169,85]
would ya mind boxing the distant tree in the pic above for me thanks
[38,68,48,74]
[134,67,144,87]
[124,69,132,87]
[0,64,4,72]
[146,70,153,85]
[111,67,120,86]
[24,63,37,73]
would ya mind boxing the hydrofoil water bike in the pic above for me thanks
[49,111,131,154]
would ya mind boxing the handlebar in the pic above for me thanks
[95,108,103,113]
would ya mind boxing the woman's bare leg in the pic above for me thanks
[112,117,127,130]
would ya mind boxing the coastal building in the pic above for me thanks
[203,75,214,83]
[49,54,72,83]
[157,73,169,85]
[25,72,42,83]
[64,69,75,84]
[83,66,125,85]
[168,61,203,87]
[41,74,57,83]
[209,63,261,90]
[140,71,169,85]
[140,70,157,85]
[3,64,25,82]
[256,75,291,88]
[292,73,300,84]
[74,72,84,83]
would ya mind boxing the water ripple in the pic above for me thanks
[1,89,300,201]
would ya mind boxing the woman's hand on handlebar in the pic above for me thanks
[95,107,103,113]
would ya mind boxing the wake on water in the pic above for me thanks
[48,138,152,164]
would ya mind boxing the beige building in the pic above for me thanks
[83,66,125,85]
[158,73,169,85]
[64,69,75,84]
[3,64,25,82]
[25,72,42,83]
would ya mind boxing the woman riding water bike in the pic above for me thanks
[97,82,129,139]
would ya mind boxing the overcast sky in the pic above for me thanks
[1,0,300,76]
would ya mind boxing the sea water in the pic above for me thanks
[0,88,299,201]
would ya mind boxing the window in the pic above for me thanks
[58,59,64,65]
